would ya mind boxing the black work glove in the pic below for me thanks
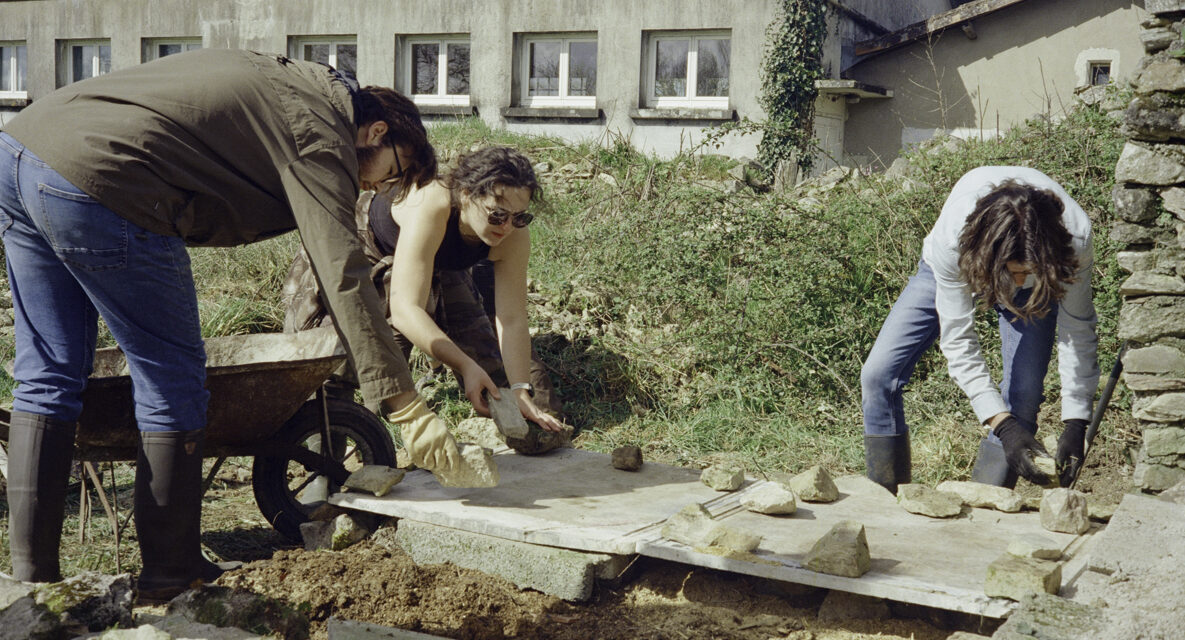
[1056,419,1088,488]
[992,417,1052,486]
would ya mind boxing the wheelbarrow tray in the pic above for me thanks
[71,326,346,460]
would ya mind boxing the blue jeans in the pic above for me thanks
[0,132,207,431]
[860,259,1056,440]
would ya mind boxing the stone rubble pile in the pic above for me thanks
[1113,0,1185,491]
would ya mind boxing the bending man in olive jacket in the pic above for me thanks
[0,48,449,601]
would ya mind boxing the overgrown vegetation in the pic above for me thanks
[757,0,827,175]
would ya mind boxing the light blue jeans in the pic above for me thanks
[861,259,1057,441]
[0,132,208,430]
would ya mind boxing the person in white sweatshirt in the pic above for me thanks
[860,166,1098,492]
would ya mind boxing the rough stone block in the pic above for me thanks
[343,465,405,497]
[1111,221,1160,247]
[1134,392,1185,422]
[394,519,629,601]
[453,417,504,449]
[660,503,762,552]
[1142,27,1179,53]
[1121,271,1185,295]
[1158,476,1185,504]
[1147,0,1185,15]
[611,446,643,471]
[992,593,1104,640]
[740,482,797,515]
[896,484,963,518]
[816,590,888,622]
[1144,426,1185,456]
[485,388,528,439]
[1120,296,1185,342]
[1116,249,1158,273]
[166,587,309,639]
[1113,184,1158,223]
[0,577,62,640]
[1133,461,1185,490]
[1136,58,1185,95]
[434,443,499,488]
[936,480,1023,512]
[1006,534,1063,560]
[1089,493,1185,576]
[1040,489,1091,535]
[1162,186,1185,218]
[804,521,870,578]
[700,464,745,491]
[983,554,1061,601]
[784,465,840,503]
[301,513,372,551]
[27,572,135,638]
[1115,141,1185,186]
[505,421,573,456]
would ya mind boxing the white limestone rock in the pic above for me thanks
[785,465,840,503]
[937,480,1024,512]
[661,503,762,552]
[343,465,405,497]
[700,464,745,491]
[740,482,797,515]
[435,443,500,488]
[804,521,870,578]
[897,484,963,518]
[984,554,1061,601]
[1006,534,1063,560]
[1040,488,1091,535]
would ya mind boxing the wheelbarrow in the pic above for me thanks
[0,326,396,542]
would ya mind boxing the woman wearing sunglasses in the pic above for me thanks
[375,145,564,439]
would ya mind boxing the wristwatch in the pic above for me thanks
[510,382,535,397]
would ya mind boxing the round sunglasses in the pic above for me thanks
[480,199,534,228]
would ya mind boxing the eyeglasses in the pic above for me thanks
[373,148,406,193]
[480,199,534,228]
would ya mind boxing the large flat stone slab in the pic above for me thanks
[332,447,735,554]
[333,451,1089,618]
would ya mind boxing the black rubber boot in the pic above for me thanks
[7,411,77,582]
[864,434,911,494]
[134,429,238,603]
[970,437,1019,489]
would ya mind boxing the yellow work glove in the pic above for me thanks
[386,394,462,474]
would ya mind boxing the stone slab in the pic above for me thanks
[1086,492,1185,576]
[333,451,1088,618]
[394,520,629,601]
[332,447,736,554]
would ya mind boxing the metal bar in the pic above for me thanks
[1071,340,1128,488]
[83,461,118,536]
[201,456,228,497]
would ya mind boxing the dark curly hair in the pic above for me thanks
[957,179,1078,322]
[444,146,542,208]
[354,86,437,195]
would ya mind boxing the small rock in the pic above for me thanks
[394,448,416,470]
[897,484,963,518]
[983,554,1061,601]
[300,513,372,551]
[1032,455,1058,486]
[1006,534,1063,560]
[937,480,1023,512]
[1087,501,1115,522]
[94,624,176,639]
[1040,488,1091,534]
[435,443,499,488]
[506,420,573,455]
[532,161,551,174]
[817,590,889,622]
[166,587,309,639]
[611,446,643,471]
[661,503,762,552]
[597,172,619,188]
[741,482,797,515]
[486,389,529,439]
[804,521,871,578]
[34,571,134,637]
[701,464,745,491]
[0,577,59,640]
[342,465,405,497]
[784,465,840,502]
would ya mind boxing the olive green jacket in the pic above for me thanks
[2,48,409,409]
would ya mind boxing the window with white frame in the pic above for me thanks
[143,38,201,62]
[59,40,112,86]
[0,42,27,97]
[519,34,596,107]
[291,36,357,81]
[646,31,730,108]
[404,36,470,105]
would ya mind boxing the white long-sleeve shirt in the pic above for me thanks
[921,166,1099,424]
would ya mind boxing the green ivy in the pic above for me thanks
[758,0,827,175]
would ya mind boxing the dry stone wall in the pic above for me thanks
[1115,1,1185,491]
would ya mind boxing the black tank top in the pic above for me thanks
[368,190,490,271]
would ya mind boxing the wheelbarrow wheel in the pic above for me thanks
[252,397,396,542]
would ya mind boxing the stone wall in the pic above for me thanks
[1113,0,1185,491]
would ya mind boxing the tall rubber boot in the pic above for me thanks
[864,434,911,494]
[7,411,77,582]
[970,437,1018,489]
[134,429,238,603]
